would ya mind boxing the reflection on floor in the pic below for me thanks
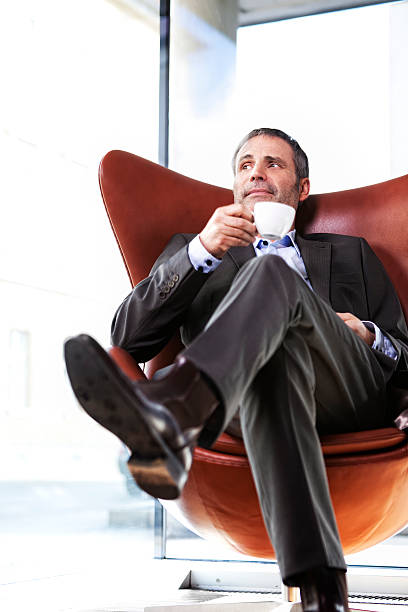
[165,533,408,568]
[1,555,408,612]
[1,501,407,612]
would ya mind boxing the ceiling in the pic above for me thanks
[238,0,400,26]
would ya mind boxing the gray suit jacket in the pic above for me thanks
[111,232,408,388]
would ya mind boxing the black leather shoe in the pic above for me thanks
[298,567,349,612]
[64,334,219,499]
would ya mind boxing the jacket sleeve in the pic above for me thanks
[111,233,210,363]
[361,237,408,372]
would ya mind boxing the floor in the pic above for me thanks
[1,482,407,612]
[2,550,408,612]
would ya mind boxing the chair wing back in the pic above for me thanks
[100,151,408,559]
[99,150,232,286]
[99,150,408,360]
[298,175,408,319]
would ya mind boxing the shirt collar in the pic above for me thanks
[254,229,301,256]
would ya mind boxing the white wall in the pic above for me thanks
[0,0,159,480]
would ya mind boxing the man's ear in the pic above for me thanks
[298,178,310,202]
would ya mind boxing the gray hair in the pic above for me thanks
[232,128,309,186]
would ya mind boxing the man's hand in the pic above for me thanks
[336,312,375,346]
[199,204,257,259]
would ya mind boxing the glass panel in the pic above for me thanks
[235,4,394,194]
[8,329,31,409]
[169,0,238,186]
[236,1,408,571]
[166,1,408,569]
[345,532,408,568]
[165,510,274,562]
[0,0,159,583]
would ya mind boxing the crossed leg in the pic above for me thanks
[182,254,391,582]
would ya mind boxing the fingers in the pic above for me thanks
[336,312,359,330]
[213,205,255,232]
[221,203,254,223]
[220,212,256,241]
[199,226,255,258]
[336,312,354,322]
[199,204,257,258]
[336,312,374,346]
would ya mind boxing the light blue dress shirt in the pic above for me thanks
[188,232,398,360]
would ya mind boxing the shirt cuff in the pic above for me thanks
[188,235,222,274]
[362,321,399,361]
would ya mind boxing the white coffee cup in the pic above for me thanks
[254,201,295,241]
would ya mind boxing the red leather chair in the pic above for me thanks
[100,150,408,559]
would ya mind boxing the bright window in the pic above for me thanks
[0,0,159,581]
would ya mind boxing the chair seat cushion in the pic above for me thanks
[184,428,408,558]
[211,427,406,457]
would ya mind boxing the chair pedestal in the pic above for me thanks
[282,585,300,603]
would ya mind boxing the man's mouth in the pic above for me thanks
[247,189,271,195]
[245,188,276,198]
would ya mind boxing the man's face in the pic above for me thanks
[233,135,309,214]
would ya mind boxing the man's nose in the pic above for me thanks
[250,163,266,181]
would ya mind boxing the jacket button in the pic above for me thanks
[168,281,175,288]
[173,274,179,282]
[159,291,166,299]
[164,286,170,293]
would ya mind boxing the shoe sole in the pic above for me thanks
[64,334,187,499]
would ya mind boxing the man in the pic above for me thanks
[64,128,408,612]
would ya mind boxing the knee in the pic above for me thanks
[249,253,296,281]
[232,254,306,302]
[242,255,308,303]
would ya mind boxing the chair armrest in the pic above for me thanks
[108,346,147,382]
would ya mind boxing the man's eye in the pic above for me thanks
[269,162,279,168]
[241,163,251,170]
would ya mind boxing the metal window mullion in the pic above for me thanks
[154,499,167,559]
[159,0,170,168]
[154,0,171,559]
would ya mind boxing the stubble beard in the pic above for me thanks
[234,183,300,211]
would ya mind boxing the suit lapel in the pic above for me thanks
[225,238,332,304]
[227,244,255,271]
[296,235,332,304]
